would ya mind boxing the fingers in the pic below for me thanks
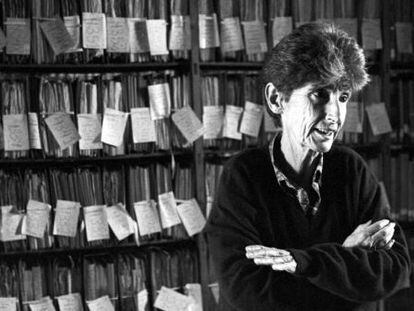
[253,255,293,265]
[245,245,290,258]
[384,239,395,250]
[365,219,390,236]
[371,222,395,248]
[272,261,297,273]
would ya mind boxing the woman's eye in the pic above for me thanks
[339,93,349,103]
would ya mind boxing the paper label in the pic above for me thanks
[25,200,51,239]
[83,205,110,242]
[395,22,413,54]
[171,106,204,143]
[148,83,171,120]
[130,107,156,143]
[0,205,25,242]
[137,289,148,311]
[86,296,114,311]
[28,296,55,311]
[0,28,6,49]
[134,200,162,236]
[220,17,244,52]
[0,297,17,311]
[242,21,267,54]
[365,102,392,135]
[106,204,135,241]
[40,18,74,55]
[45,113,80,150]
[334,18,358,39]
[28,113,42,149]
[64,15,82,52]
[5,18,30,55]
[82,12,107,49]
[185,284,203,311]
[2,114,30,151]
[158,192,181,229]
[169,15,191,51]
[176,199,206,236]
[146,19,168,55]
[343,101,363,133]
[53,200,81,237]
[272,16,292,46]
[128,18,149,53]
[56,293,84,311]
[199,14,220,49]
[106,17,129,53]
[362,18,382,50]
[223,105,243,140]
[77,113,103,150]
[239,101,263,137]
[203,106,223,139]
[154,287,192,311]
[101,108,128,147]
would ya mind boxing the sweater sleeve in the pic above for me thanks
[289,155,411,302]
[204,162,301,310]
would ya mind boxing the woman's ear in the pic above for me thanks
[265,83,284,114]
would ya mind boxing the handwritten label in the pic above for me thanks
[86,296,114,311]
[53,200,81,237]
[169,15,191,51]
[128,18,149,53]
[106,203,135,241]
[146,19,168,55]
[148,83,171,120]
[40,18,74,55]
[106,17,129,53]
[154,287,192,311]
[82,12,107,49]
[56,293,84,311]
[199,14,220,48]
[130,107,156,143]
[2,114,29,151]
[83,205,110,242]
[0,28,6,49]
[158,192,181,229]
[64,15,82,52]
[239,101,264,137]
[28,112,42,149]
[137,289,148,311]
[223,105,243,140]
[343,101,362,133]
[334,18,358,39]
[45,113,81,150]
[171,106,204,143]
[242,21,267,54]
[77,113,103,150]
[203,106,223,139]
[25,200,51,239]
[134,200,162,236]
[365,102,392,135]
[5,18,30,55]
[362,18,382,50]
[220,17,244,52]
[28,296,55,311]
[395,22,413,54]
[272,16,292,46]
[0,205,25,242]
[0,297,17,311]
[176,199,206,236]
[101,108,128,147]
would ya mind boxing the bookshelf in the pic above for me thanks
[0,0,413,311]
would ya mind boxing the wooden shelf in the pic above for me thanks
[200,61,264,72]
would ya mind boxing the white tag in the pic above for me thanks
[169,15,191,51]
[40,18,74,55]
[223,105,243,140]
[242,21,267,54]
[158,192,181,229]
[56,293,84,311]
[64,15,82,52]
[146,19,168,55]
[171,106,204,143]
[106,203,135,241]
[362,18,382,50]
[365,102,392,135]
[185,284,203,311]
[28,112,42,149]
[154,287,192,311]
[25,200,51,239]
[199,14,220,49]
[106,17,129,53]
[130,107,156,143]
[82,12,107,49]
[343,101,363,133]
[28,296,55,311]
[395,22,413,54]
[101,108,128,147]
[0,205,25,242]
[176,199,206,237]
[2,114,30,151]
[128,18,149,53]
[137,289,148,311]
[334,18,358,39]
[53,200,81,237]
[5,18,31,55]
[239,101,263,138]
[83,205,110,242]
[148,83,171,120]
[203,106,223,139]
[272,16,292,46]
[86,296,114,311]
[0,297,17,311]
[45,113,81,150]
[134,200,162,236]
[77,113,103,150]
[220,17,244,52]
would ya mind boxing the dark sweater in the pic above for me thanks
[204,145,411,311]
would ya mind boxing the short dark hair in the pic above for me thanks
[263,22,369,101]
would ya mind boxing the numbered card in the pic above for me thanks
[239,101,264,138]
[146,19,168,55]
[40,18,74,55]
[154,287,192,311]
[158,192,181,229]
[53,200,81,237]
[106,17,129,53]
[272,17,292,46]
[82,12,107,49]
[137,289,148,311]
[25,200,51,239]
[128,18,149,53]
[0,205,25,242]
[176,199,206,236]
[242,21,267,54]
[5,18,30,55]
[203,106,223,139]
[171,106,204,143]
[220,17,244,52]
[77,113,103,150]
[134,200,162,236]
[86,296,114,311]
[185,284,203,311]
[64,15,82,52]
[2,114,30,151]
[101,108,128,147]
[169,15,191,51]
[0,297,17,311]
[28,296,55,311]
[223,105,243,140]
[45,113,81,150]
[365,102,392,135]
[148,83,171,120]
[83,205,110,242]
[343,101,363,133]
[56,293,84,311]
[130,107,156,143]
[106,203,135,241]
[28,112,42,149]
[199,14,220,49]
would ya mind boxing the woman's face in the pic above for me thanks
[281,83,352,153]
